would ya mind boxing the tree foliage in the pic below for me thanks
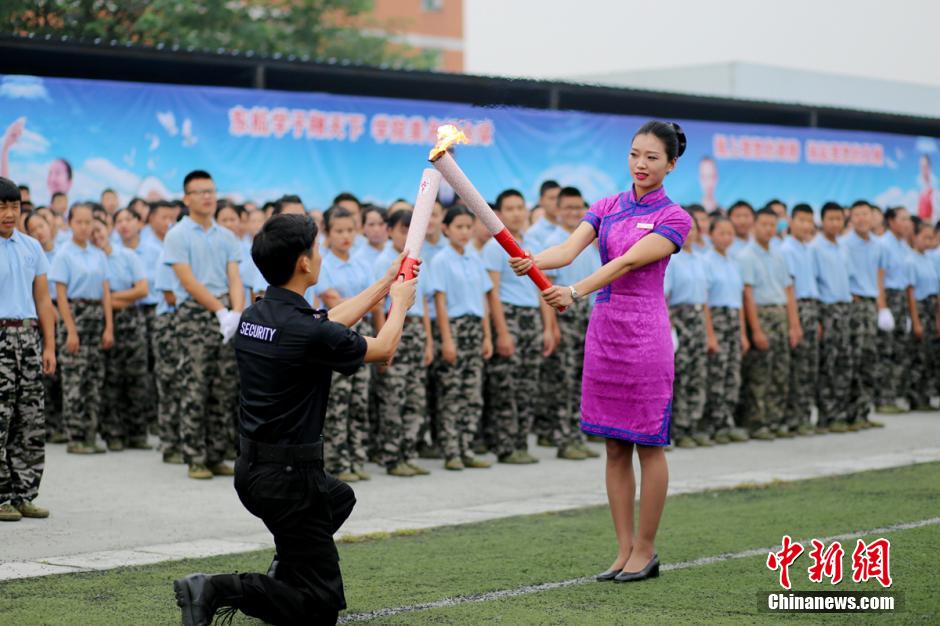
[3,0,438,69]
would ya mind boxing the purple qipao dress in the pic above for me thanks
[580,186,692,446]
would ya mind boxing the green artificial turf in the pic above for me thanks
[1,462,937,625]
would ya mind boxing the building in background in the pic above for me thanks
[371,0,464,72]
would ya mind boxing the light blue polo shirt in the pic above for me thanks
[664,249,708,306]
[372,246,428,318]
[353,242,386,269]
[727,236,750,258]
[308,250,372,304]
[545,228,602,306]
[811,236,852,304]
[840,230,885,298]
[879,231,913,291]
[703,248,743,309]
[154,249,181,316]
[429,243,493,318]
[780,237,820,301]
[162,216,242,303]
[0,230,49,319]
[911,250,939,300]
[104,245,146,294]
[240,238,268,298]
[482,234,543,309]
[737,241,792,306]
[422,235,449,263]
[931,248,940,283]
[122,238,162,305]
[45,247,57,301]
[525,218,564,250]
[49,239,109,301]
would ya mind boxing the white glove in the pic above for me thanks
[216,308,240,344]
[671,327,679,353]
[877,308,895,332]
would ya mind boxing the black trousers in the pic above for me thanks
[233,454,356,625]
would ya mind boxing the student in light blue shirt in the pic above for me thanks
[908,221,939,410]
[540,188,601,457]
[737,208,801,438]
[483,189,557,463]
[421,199,448,265]
[162,170,243,477]
[525,180,564,249]
[311,206,378,480]
[48,203,114,454]
[779,204,820,435]
[429,206,493,470]
[727,200,755,258]
[663,214,715,447]
[370,209,434,476]
[91,216,152,450]
[356,205,390,268]
[701,217,749,444]
[812,203,854,431]
[688,204,713,254]
[873,206,916,412]
[0,177,57,517]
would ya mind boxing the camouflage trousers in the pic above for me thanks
[848,297,878,422]
[436,315,485,460]
[817,302,854,426]
[176,298,239,466]
[324,319,372,473]
[875,289,910,406]
[703,306,743,435]
[741,305,790,431]
[139,305,158,430]
[909,296,938,408]
[0,324,45,505]
[58,302,105,444]
[152,311,182,454]
[552,298,590,448]
[422,325,442,448]
[376,319,427,467]
[670,304,707,439]
[786,299,819,429]
[101,306,150,445]
[42,318,63,438]
[487,304,542,457]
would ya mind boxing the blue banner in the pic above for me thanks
[1,74,938,222]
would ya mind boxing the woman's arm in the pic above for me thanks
[509,222,597,275]
[102,280,114,350]
[111,279,149,310]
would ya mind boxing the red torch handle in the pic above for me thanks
[397,256,421,281]
[493,228,566,311]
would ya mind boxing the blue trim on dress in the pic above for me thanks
[580,400,672,446]
[583,212,601,233]
[653,224,683,251]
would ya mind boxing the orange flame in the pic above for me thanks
[428,124,469,161]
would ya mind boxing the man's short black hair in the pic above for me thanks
[273,194,304,215]
[539,180,560,196]
[17,184,29,193]
[791,203,814,218]
[685,202,706,216]
[755,207,777,220]
[729,200,754,215]
[332,192,360,208]
[557,186,583,203]
[495,188,524,211]
[0,176,20,203]
[820,202,843,219]
[251,214,319,287]
[51,191,67,202]
[183,170,212,192]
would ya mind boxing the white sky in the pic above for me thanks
[464,0,940,88]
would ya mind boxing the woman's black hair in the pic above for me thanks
[443,205,474,226]
[215,202,239,220]
[67,202,92,223]
[113,207,142,222]
[323,205,356,232]
[24,210,49,232]
[634,120,687,161]
[361,204,388,226]
[388,209,412,230]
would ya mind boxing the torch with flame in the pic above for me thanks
[428,125,558,300]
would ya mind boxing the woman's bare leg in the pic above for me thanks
[604,438,636,571]
[622,444,668,571]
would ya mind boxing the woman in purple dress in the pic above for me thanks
[511,121,691,583]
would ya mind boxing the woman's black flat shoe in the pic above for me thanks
[614,553,660,583]
[595,568,621,581]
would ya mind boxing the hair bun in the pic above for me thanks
[670,122,687,158]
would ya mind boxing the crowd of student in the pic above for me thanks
[2,171,938,521]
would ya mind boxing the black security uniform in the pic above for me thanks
[232,285,367,625]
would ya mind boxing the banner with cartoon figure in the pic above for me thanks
[1,74,937,221]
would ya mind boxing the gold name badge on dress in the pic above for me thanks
[637,222,654,230]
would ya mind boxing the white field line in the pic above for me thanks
[338,515,940,623]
